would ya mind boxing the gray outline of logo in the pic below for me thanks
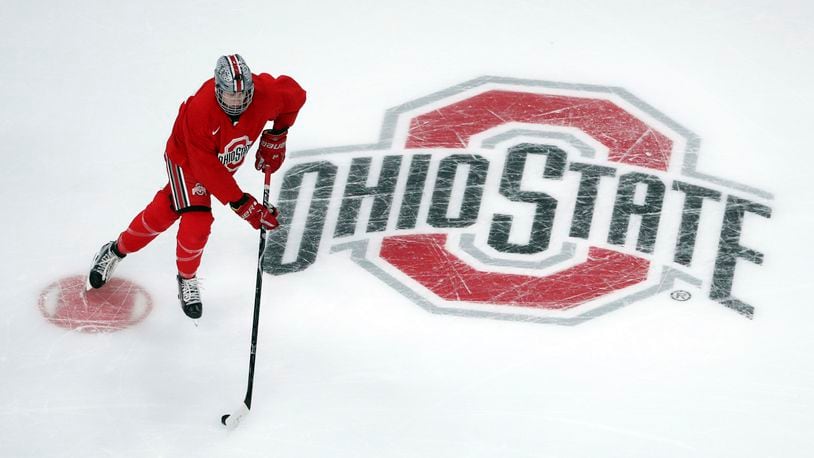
[281,76,773,325]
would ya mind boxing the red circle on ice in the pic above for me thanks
[38,275,153,333]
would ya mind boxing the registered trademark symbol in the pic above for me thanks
[670,290,692,301]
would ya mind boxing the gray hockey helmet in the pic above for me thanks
[214,54,254,116]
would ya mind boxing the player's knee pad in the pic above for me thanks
[143,188,182,231]
[177,209,214,248]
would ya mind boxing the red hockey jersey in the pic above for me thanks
[165,73,306,205]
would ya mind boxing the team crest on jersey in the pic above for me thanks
[219,136,252,171]
[264,77,773,324]
[192,183,206,196]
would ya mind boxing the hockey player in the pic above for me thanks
[86,54,306,319]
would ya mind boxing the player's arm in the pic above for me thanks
[271,75,307,131]
[183,120,277,230]
[255,76,307,173]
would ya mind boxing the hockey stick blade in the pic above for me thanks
[221,403,250,429]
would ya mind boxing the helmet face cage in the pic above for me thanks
[214,54,254,116]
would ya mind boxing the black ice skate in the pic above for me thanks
[177,275,203,319]
[87,241,125,290]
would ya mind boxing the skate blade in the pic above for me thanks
[85,277,92,291]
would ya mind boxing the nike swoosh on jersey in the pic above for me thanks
[212,127,220,135]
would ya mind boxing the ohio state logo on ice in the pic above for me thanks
[263,77,773,324]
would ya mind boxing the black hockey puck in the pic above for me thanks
[221,414,230,425]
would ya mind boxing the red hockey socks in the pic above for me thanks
[175,210,214,278]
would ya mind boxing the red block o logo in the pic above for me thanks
[378,88,674,313]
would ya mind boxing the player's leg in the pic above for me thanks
[175,209,214,319]
[176,210,214,279]
[165,155,215,319]
[116,185,181,254]
[88,185,180,289]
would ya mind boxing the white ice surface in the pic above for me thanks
[1,1,814,457]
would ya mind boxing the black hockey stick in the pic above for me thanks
[221,170,273,428]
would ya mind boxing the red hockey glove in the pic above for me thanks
[254,128,287,173]
[230,193,279,231]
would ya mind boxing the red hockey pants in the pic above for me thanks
[115,185,214,278]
